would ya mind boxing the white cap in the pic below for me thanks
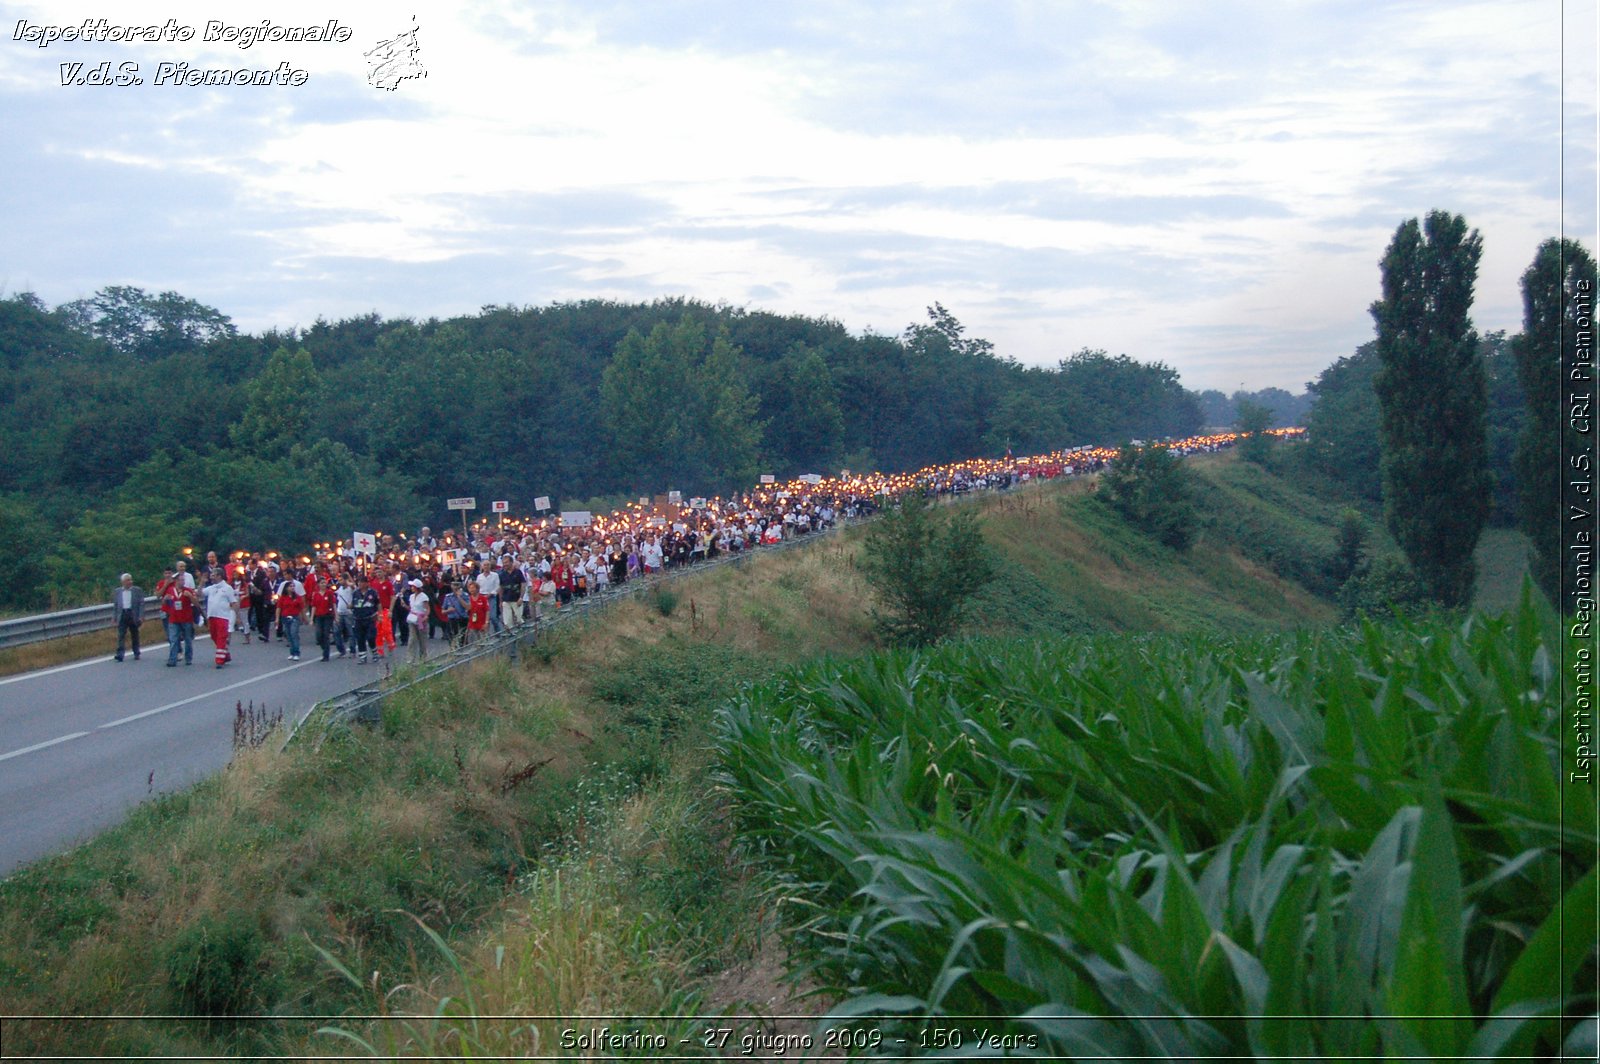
[409,579,423,588]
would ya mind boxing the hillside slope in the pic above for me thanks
[0,449,1344,1059]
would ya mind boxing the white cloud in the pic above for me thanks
[0,0,1591,391]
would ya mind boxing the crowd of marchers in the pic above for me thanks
[108,430,1297,669]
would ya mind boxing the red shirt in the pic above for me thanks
[303,572,320,597]
[310,588,335,617]
[276,590,305,616]
[374,577,395,610]
[162,584,194,624]
[467,594,489,630]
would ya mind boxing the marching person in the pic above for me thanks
[275,579,305,661]
[310,577,339,661]
[350,574,380,663]
[465,579,489,643]
[476,560,501,634]
[201,569,238,668]
[112,572,144,662]
[162,572,197,667]
[405,578,430,661]
[498,556,525,630]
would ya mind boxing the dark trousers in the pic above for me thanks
[353,616,376,654]
[115,612,141,659]
[314,614,336,659]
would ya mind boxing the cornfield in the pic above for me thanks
[715,585,1595,1059]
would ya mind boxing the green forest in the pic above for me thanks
[0,276,1535,612]
[0,292,1201,610]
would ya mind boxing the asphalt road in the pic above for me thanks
[0,625,389,877]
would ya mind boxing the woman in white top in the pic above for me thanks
[406,580,430,662]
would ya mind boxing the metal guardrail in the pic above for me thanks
[0,596,163,652]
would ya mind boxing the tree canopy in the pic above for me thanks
[0,291,1214,610]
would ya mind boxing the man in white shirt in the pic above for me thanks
[112,573,144,662]
[334,580,355,658]
[476,563,501,633]
[201,571,239,668]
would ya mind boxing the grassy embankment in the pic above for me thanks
[0,449,1499,1058]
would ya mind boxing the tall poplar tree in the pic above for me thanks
[1369,210,1490,607]
[1512,238,1597,610]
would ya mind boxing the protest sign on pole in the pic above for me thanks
[560,511,593,528]
[353,531,376,556]
[534,496,551,512]
[759,474,775,484]
[447,497,476,542]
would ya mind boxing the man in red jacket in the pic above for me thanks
[163,575,197,667]
[310,580,338,661]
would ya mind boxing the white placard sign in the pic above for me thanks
[560,510,593,528]
[353,531,376,556]
[492,500,509,513]
[667,490,682,505]
[447,497,476,510]
[801,473,823,485]
[534,496,551,512]
[759,474,775,484]
[690,497,707,510]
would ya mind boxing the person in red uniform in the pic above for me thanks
[275,582,306,661]
[163,576,197,667]
[465,580,490,642]
[201,571,239,668]
[310,581,338,661]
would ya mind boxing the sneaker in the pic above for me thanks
[114,656,123,662]
[166,661,176,667]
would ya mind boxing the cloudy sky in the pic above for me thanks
[1,1,1594,391]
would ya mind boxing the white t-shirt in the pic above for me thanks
[407,590,430,624]
[202,582,238,617]
[476,570,500,597]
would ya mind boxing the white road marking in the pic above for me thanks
[0,633,216,687]
[0,731,89,763]
[98,661,314,729]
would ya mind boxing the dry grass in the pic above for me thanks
[1,468,1352,1059]
[0,630,118,677]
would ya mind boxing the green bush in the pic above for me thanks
[1338,552,1428,619]
[859,489,995,646]
[1098,443,1196,550]
[650,586,679,617]
[165,912,274,1016]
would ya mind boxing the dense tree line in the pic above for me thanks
[0,291,1205,609]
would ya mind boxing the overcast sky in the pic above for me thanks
[1,1,1594,391]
